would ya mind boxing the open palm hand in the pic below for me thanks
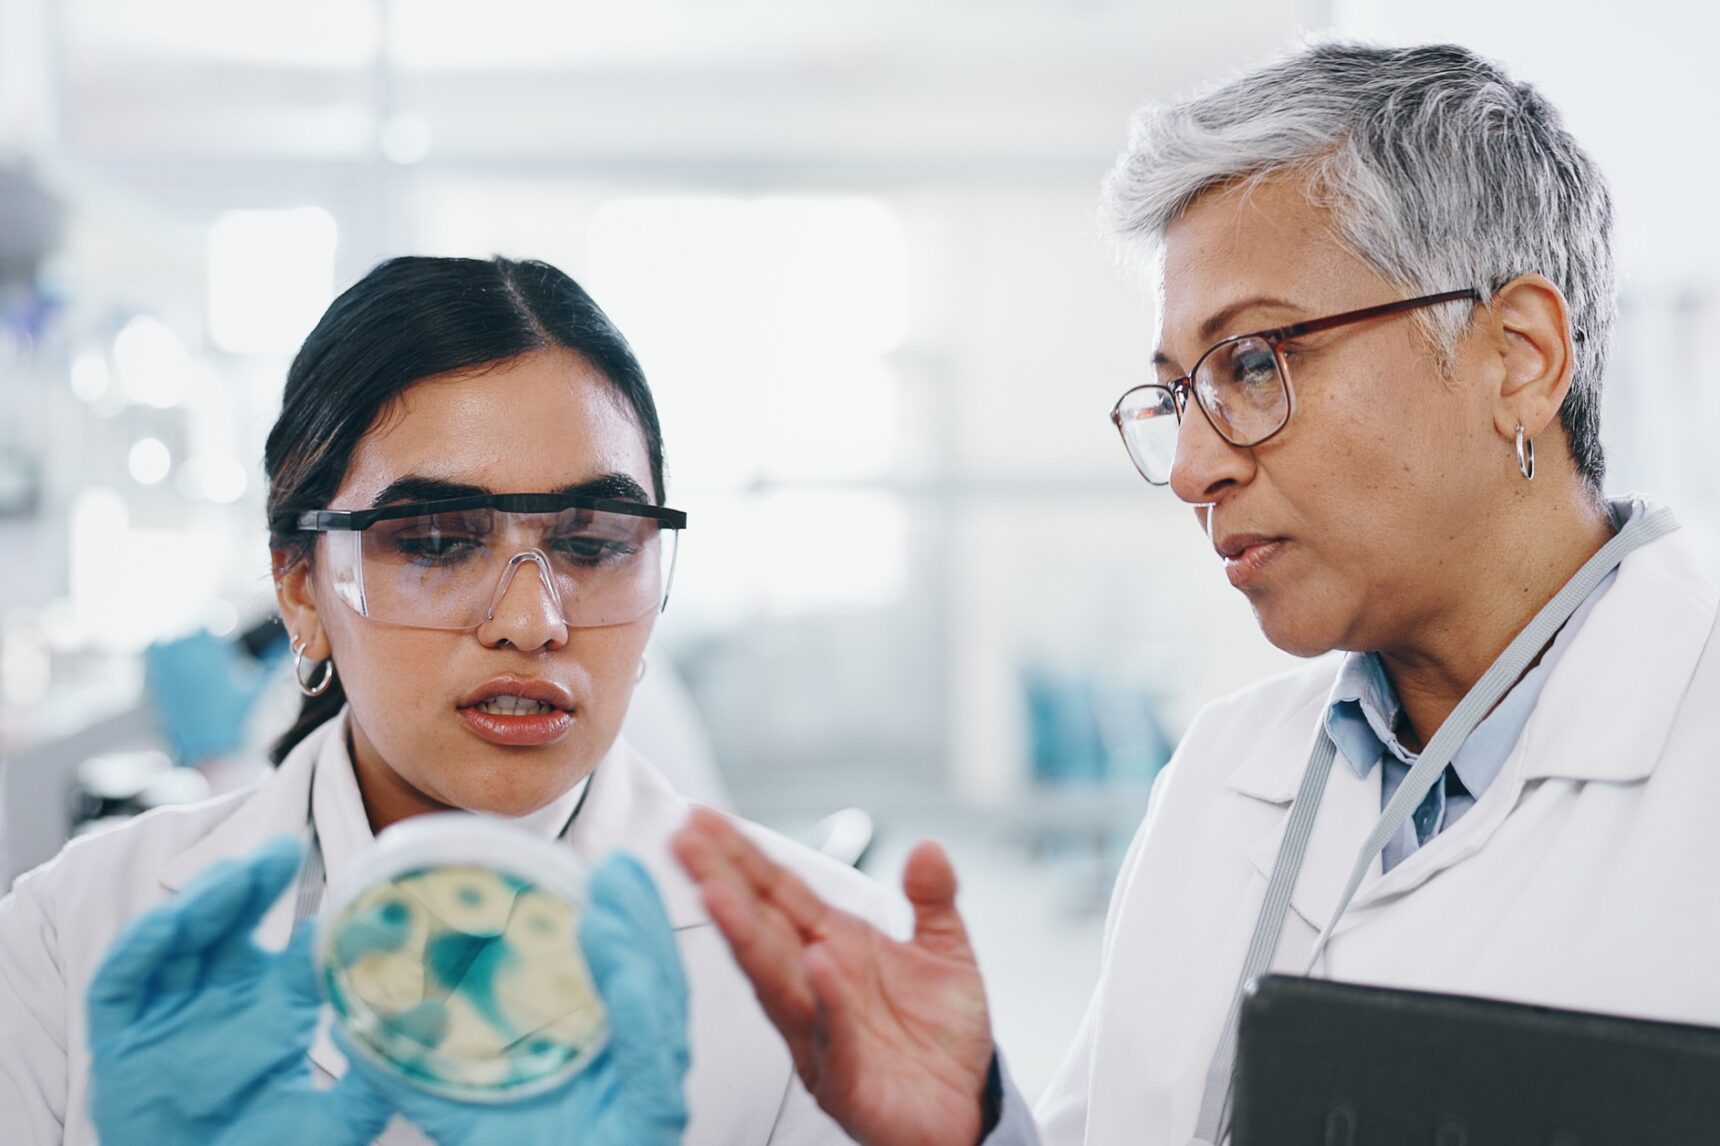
[672,809,994,1146]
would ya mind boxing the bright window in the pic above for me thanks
[587,195,910,615]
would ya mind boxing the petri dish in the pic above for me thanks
[316,812,608,1103]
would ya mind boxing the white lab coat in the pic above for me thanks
[0,717,906,1145]
[996,505,1720,1145]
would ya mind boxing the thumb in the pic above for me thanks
[274,923,327,1014]
[314,1058,399,1146]
[580,855,692,1115]
[901,840,974,958]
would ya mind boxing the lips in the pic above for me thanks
[1214,533,1282,560]
[456,677,576,747]
[1214,533,1288,589]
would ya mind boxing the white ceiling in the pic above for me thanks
[48,0,1324,166]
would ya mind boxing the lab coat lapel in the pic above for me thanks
[1224,677,1382,937]
[152,730,350,1078]
[1230,517,1719,930]
[1514,524,1717,787]
[564,737,711,933]
[156,743,317,897]
[1346,526,1718,906]
[1237,734,1384,937]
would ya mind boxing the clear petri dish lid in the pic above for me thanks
[316,812,608,1103]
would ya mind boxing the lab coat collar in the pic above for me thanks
[1223,498,1715,804]
[1223,498,1718,934]
[305,711,590,897]
[156,739,316,895]
[1514,512,1717,784]
[159,715,709,929]
[1221,669,1385,934]
[564,734,711,933]
[1222,671,1335,805]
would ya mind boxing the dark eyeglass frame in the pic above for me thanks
[273,492,689,534]
[1109,288,1483,485]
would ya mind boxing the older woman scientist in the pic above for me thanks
[672,42,1720,1146]
[0,256,904,1144]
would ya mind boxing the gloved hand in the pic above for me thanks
[143,629,277,766]
[341,853,691,1146]
[87,836,391,1146]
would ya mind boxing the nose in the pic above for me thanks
[476,551,570,652]
[1167,398,1254,506]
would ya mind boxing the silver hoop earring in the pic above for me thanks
[1515,424,1536,482]
[635,657,649,684]
[292,636,336,697]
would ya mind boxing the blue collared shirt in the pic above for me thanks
[1324,500,1635,872]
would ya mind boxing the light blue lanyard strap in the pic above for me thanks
[1190,504,1679,1145]
[1190,735,1337,1143]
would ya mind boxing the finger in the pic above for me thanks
[901,840,977,960]
[670,808,738,886]
[88,838,300,1026]
[677,808,838,941]
[675,826,820,1027]
[273,923,326,1013]
[327,1025,439,1130]
[580,860,692,1109]
[702,868,821,1024]
[155,837,305,994]
[803,940,875,1099]
[315,1065,398,1145]
[88,907,182,1036]
[802,939,865,1027]
[585,854,686,1013]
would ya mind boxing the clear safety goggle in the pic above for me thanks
[280,493,686,632]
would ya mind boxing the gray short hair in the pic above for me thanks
[1104,42,1614,489]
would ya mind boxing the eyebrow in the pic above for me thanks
[368,472,653,507]
[1151,295,1307,371]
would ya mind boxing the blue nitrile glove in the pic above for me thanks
[339,853,691,1146]
[143,629,276,766]
[87,837,392,1146]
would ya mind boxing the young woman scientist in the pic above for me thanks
[0,256,904,1144]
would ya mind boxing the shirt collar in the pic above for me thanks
[1325,653,1408,776]
[310,708,590,892]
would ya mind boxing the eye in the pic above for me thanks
[391,531,481,565]
[549,534,639,566]
[1229,342,1278,387]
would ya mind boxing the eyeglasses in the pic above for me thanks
[1109,288,1482,485]
[274,493,688,631]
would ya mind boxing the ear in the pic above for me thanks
[273,548,331,660]
[1485,274,1575,442]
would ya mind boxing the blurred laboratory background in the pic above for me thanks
[3,0,1719,1098]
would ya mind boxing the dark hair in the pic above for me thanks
[264,255,665,764]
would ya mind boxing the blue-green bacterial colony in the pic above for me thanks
[323,864,606,1100]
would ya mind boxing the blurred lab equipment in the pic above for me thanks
[143,620,288,768]
[72,750,211,838]
[803,807,876,870]
[1012,663,1176,911]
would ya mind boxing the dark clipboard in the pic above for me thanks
[1231,975,1720,1146]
